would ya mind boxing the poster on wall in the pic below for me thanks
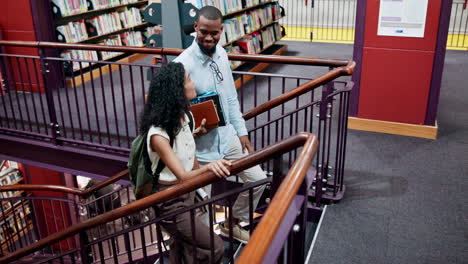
[377,0,429,38]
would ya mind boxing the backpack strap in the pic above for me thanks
[187,111,194,133]
[152,134,174,177]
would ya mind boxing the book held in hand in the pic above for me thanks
[190,92,226,128]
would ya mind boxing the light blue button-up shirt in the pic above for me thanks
[174,40,248,162]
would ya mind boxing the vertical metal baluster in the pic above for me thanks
[108,64,121,147]
[129,66,138,137]
[16,57,33,131]
[228,201,234,264]
[248,188,254,236]
[281,78,285,140]
[155,223,165,264]
[0,56,11,128]
[139,226,148,262]
[53,59,67,138]
[190,209,197,263]
[240,74,244,113]
[288,114,293,167]
[24,58,41,133]
[32,58,48,134]
[70,62,84,141]
[71,251,77,264]
[50,200,63,252]
[110,237,119,264]
[267,76,271,150]
[139,66,146,106]
[8,57,24,130]
[98,65,111,145]
[59,202,71,250]
[254,75,258,147]
[341,92,350,191]
[334,92,344,197]
[78,61,92,142]
[60,58,76,139]
[88,60,102,144]
[124,231,133,263]
[118,65,130,147]
[97,240,105,264]
[208,203,215,263]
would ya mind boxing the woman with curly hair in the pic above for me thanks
[140,62,227,263]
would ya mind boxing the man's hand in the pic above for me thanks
[193,118,211,138]
[239,135,254,154]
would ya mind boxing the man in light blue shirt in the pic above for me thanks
[174,6,266,244]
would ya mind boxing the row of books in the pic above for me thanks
[52,0,141,17]
[56,7,144,43]
[218,2,281,45]
[57,20,89,43]
[90,0,140,10]
[225,23,281,69]
[191,0,268,15]
[61,30,144,70]
[52,0,88,17]
[0,205,30,243]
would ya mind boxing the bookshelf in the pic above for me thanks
[192,0,286,87]
[50,0,156,86]
[0,163,31,250]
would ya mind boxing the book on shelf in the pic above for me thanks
[56,20,88,43]
[52,0,88,17]
[220,2,280,44]
[190,92,226,128]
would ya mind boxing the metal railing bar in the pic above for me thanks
[0,41,352,67]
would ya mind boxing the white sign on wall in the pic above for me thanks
[377,0,429,38]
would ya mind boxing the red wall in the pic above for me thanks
[26,165,75,251]
[0,0,45,92]
[358,0,442,125]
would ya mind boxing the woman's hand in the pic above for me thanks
[206,159,232,178]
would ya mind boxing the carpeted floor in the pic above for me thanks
[273,41,468,264]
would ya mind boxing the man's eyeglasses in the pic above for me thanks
[209,60,223,83]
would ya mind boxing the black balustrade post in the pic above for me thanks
[79,231,91,264]
[38,47,61,145]
[290,181,309,264]
[271,155,283,196]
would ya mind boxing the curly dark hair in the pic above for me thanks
[139,62,189,138]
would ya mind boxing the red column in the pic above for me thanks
[350,0,450,139]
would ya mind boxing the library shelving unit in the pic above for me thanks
[194,0,287,88]
[0,162,31,251]
[51,0,156,86]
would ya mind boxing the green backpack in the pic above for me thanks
[128,114,193,200]
[127,133,172,200]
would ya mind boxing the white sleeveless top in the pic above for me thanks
[146,113,196,182]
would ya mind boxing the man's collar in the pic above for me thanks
[192,39,221,63]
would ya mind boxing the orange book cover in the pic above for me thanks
[190,100,220,129]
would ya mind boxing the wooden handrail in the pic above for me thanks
[0,40,351,67]
[237,136,319,263]
[0,132,318,264]
[243,60,355,120]
[0,169,129,198]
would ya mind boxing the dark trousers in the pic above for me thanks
[154,185,224,264]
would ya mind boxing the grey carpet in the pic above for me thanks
[272,41,468,264]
